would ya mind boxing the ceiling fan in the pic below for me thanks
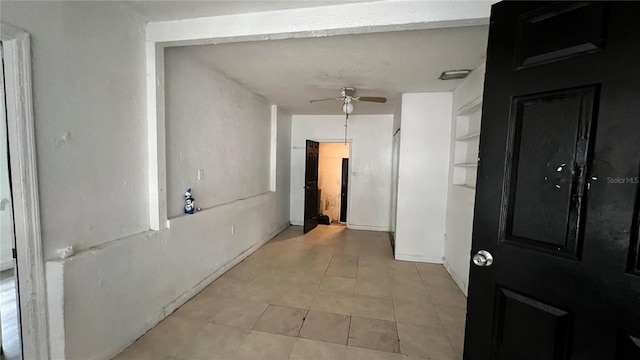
[310,87,387,114]
[310,87,387,144]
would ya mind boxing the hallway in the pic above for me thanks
[114,225,467,360]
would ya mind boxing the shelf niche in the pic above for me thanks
[453,97,482,190]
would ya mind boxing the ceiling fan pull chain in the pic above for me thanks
[344,113,349,145]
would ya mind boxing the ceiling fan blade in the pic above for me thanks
[355,96,387,103]
[309,97,343,103]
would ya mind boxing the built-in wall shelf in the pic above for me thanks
[452,97,482,190]
[455,132,481,141]
[454,184,476,190]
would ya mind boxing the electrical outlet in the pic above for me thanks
[197,169,205,181]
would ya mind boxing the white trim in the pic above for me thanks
[146,1,492,45]
[394,254,443,264]
[147,42,167,231]
[291,221,303,226]
[347,224,390,232]
[45,262,65,359]
[1,22,50,360]
[443,257,469,297]
[456,95,483,116]
[269,105,277,192]
[167,191,272,222]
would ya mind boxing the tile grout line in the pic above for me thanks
[295,308,310,338]
[249,304,271,332]
[345,314,353,347]
[390,294,402,354]
[415,263,438,307]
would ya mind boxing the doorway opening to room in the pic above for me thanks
[303,140,351,233]
[0,23,49,360]
[0,41,21,360]
[318,142,350,225]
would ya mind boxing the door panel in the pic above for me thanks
[491,288,571,360]
[515,2,606,69]
[618,333,640,360]
[465,2,640,359]
[502,86,596,258]
[629,183,640,275]
[631,223,640,274]
[303,140,319,233]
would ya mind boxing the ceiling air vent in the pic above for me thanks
[439,69,472,80]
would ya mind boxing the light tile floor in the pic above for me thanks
[114,225,467,360]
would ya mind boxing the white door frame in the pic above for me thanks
[1,22,49,360]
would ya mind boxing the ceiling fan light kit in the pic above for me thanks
[342,101,354,115]
[309,87,387,114]
[309,87,388,144]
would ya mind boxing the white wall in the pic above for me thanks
[2,2,291,359]
[3,1,149,261]
[395,93,452,263]
[165,48,271,218]
[318,143,349,222]
[291,115,393,231]
[444,64,485,296]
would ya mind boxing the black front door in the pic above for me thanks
[303,140,319,233]
[465,2,640,359]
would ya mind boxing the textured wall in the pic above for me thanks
[165,49,272,218]
[2,1,149,260]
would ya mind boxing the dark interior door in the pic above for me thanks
[304,140,319,233]
[465,2,640,359]
[340,158,348,223]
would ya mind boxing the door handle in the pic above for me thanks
[472,250,494,267]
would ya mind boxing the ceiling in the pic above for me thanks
[127,0,372,22]
[166,25,489,115]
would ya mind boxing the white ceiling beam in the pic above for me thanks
[147,1,492,46]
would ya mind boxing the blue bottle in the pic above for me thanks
[184,188,195,214]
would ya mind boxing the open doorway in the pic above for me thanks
[0,41,21,360]
[318,142,350,225]
[0,23,49,360]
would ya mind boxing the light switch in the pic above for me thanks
[198,169,204,181]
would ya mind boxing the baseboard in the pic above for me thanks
[347,224,390,232]
[289,222,388,232]
[160,221,291,318]
[116,221,291,359]
[0,259,14,272]
[442,257,468,297]
[394,254,443,263]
